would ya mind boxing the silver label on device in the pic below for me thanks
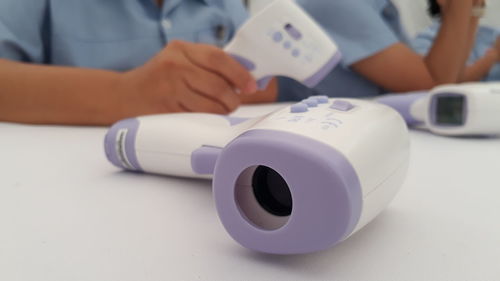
[116,129,134,170]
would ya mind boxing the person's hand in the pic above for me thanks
[485,37,500,63]
[443,0,485,9]
[484,48,499,63]
[117,40,257,116]
[495,36,500,61]
[473,0,486,7]
[440,0,484,18]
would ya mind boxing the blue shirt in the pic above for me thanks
[279,0,409,101]
[0,0,248,70]
[0,0,406,102]
[412,21,500,82]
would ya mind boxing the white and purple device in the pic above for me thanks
[224,0,341,90]
[104,98,410,254]
[377,83,500,136]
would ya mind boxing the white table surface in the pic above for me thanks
[1,104,500,281]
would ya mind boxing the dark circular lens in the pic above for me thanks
[252,166,292,217]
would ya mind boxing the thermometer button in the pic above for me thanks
[284,23,303,40]
[290,103,309,113]
[330,100,355,111]
[302,98,318,107]
[311,95,329,104]
[272,31,283,42]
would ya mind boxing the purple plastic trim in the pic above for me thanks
[303,51,342,88]
[213,129,362,254]
[376,92,426,126]
[257,76,273,90]
[104,118,142,171]
[230,54,256,71]
[222,116,249,126]
[429,92,468,127]
[191,146,222,175]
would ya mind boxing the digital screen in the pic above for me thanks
[436,96,465,126]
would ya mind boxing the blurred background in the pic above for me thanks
[248,0,500,37]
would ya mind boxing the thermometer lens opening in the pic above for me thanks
[252,166,293,217]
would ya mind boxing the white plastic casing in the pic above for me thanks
[248,100,409,234]
[120,99,410,236]
[427,83,500,136]
[224,0,340,87]
[133,114,241,177]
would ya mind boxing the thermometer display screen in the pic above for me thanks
[436,96,465,126]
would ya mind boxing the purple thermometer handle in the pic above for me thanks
[303,51,342,88]
[191,116,250,175]
[376,92,427,126]
[229,54,272,90]
[230,52,342,90]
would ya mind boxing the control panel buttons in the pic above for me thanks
[284,23,303,40]
[283,41,292,49]
[290,103,309,113]
[330,100,355,112]
[302,98,318,107]
[310,95,329,104]
[272,31,283,42]
[292,49,301,58]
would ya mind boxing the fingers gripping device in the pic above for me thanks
[224,0,341,90]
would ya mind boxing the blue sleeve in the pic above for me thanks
[411,23,440,56]
[0,0,49,62]
[297,0,399,66]
[277,77,318,102]
[485,29,500,81]
[220,0,249,29]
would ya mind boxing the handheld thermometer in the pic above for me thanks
[224,0,341,90]
[104,98,410,254]
[376,83,500,136]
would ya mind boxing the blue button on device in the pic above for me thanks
[290,103,308,113]
[311,95,329,104]
[330,100,355,111]
[273,32,283,42]
[303,98,318,107]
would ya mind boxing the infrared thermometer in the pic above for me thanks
[224,0,341,90]
[104,98,409,254]
[376,83,500,136]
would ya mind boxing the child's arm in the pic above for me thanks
[0,59,125,126]
[0,41,261,126]
[458,2,483,80]
[240,79,278,104]
[351,0,483,92]
[461,48,499,82]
